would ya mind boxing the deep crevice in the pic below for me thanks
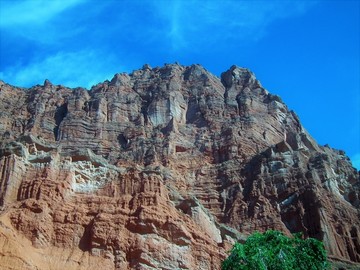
[79,219,94,251]
[53,103,68,141]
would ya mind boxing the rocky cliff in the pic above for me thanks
[0,63,359,269]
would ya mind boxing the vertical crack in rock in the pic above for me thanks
[53,103,68,141]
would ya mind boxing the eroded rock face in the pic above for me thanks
[0,64,359,269]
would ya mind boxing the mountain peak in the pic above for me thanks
[221,65,260,89]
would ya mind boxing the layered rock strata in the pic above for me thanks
[0,64,359,269]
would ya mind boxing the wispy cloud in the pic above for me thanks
[0,0,86,27]
[151,0,317,50]
[0,0,318,51]
[0,0,318,88]
[0,50,119,89]
[0,0,88,45]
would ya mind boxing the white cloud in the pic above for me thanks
[151,0,317,50]
[0,0,86,27]
[0,0,318,88]
[0,0,317,50]
[0,50,119,89]
[0,0,88,44]
[351,153,360,170]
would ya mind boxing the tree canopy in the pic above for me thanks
[222,230,329,270]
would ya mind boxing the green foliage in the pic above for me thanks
[222,230,329,270]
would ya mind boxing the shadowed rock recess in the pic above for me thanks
[0,64,359,269]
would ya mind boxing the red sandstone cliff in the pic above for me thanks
[0,64,359,269]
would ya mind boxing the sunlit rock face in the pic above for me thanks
[0,64,359,269]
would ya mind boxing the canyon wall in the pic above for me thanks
[0,64,359,269]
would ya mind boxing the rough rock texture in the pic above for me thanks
[0,63,359,269]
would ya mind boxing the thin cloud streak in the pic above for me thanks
[0,0,86,27]
[0,1,317,53]
[152,0,317,50]
[0,50,119,89]
[0,0,88,45]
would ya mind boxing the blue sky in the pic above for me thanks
[0,0,359,169]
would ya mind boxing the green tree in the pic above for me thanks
[222,230,329,270]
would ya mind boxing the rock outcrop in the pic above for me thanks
[0,64,359,269]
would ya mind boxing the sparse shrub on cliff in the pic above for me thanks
[222,230,329,270]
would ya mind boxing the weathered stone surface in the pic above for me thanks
[0,64,359,269]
